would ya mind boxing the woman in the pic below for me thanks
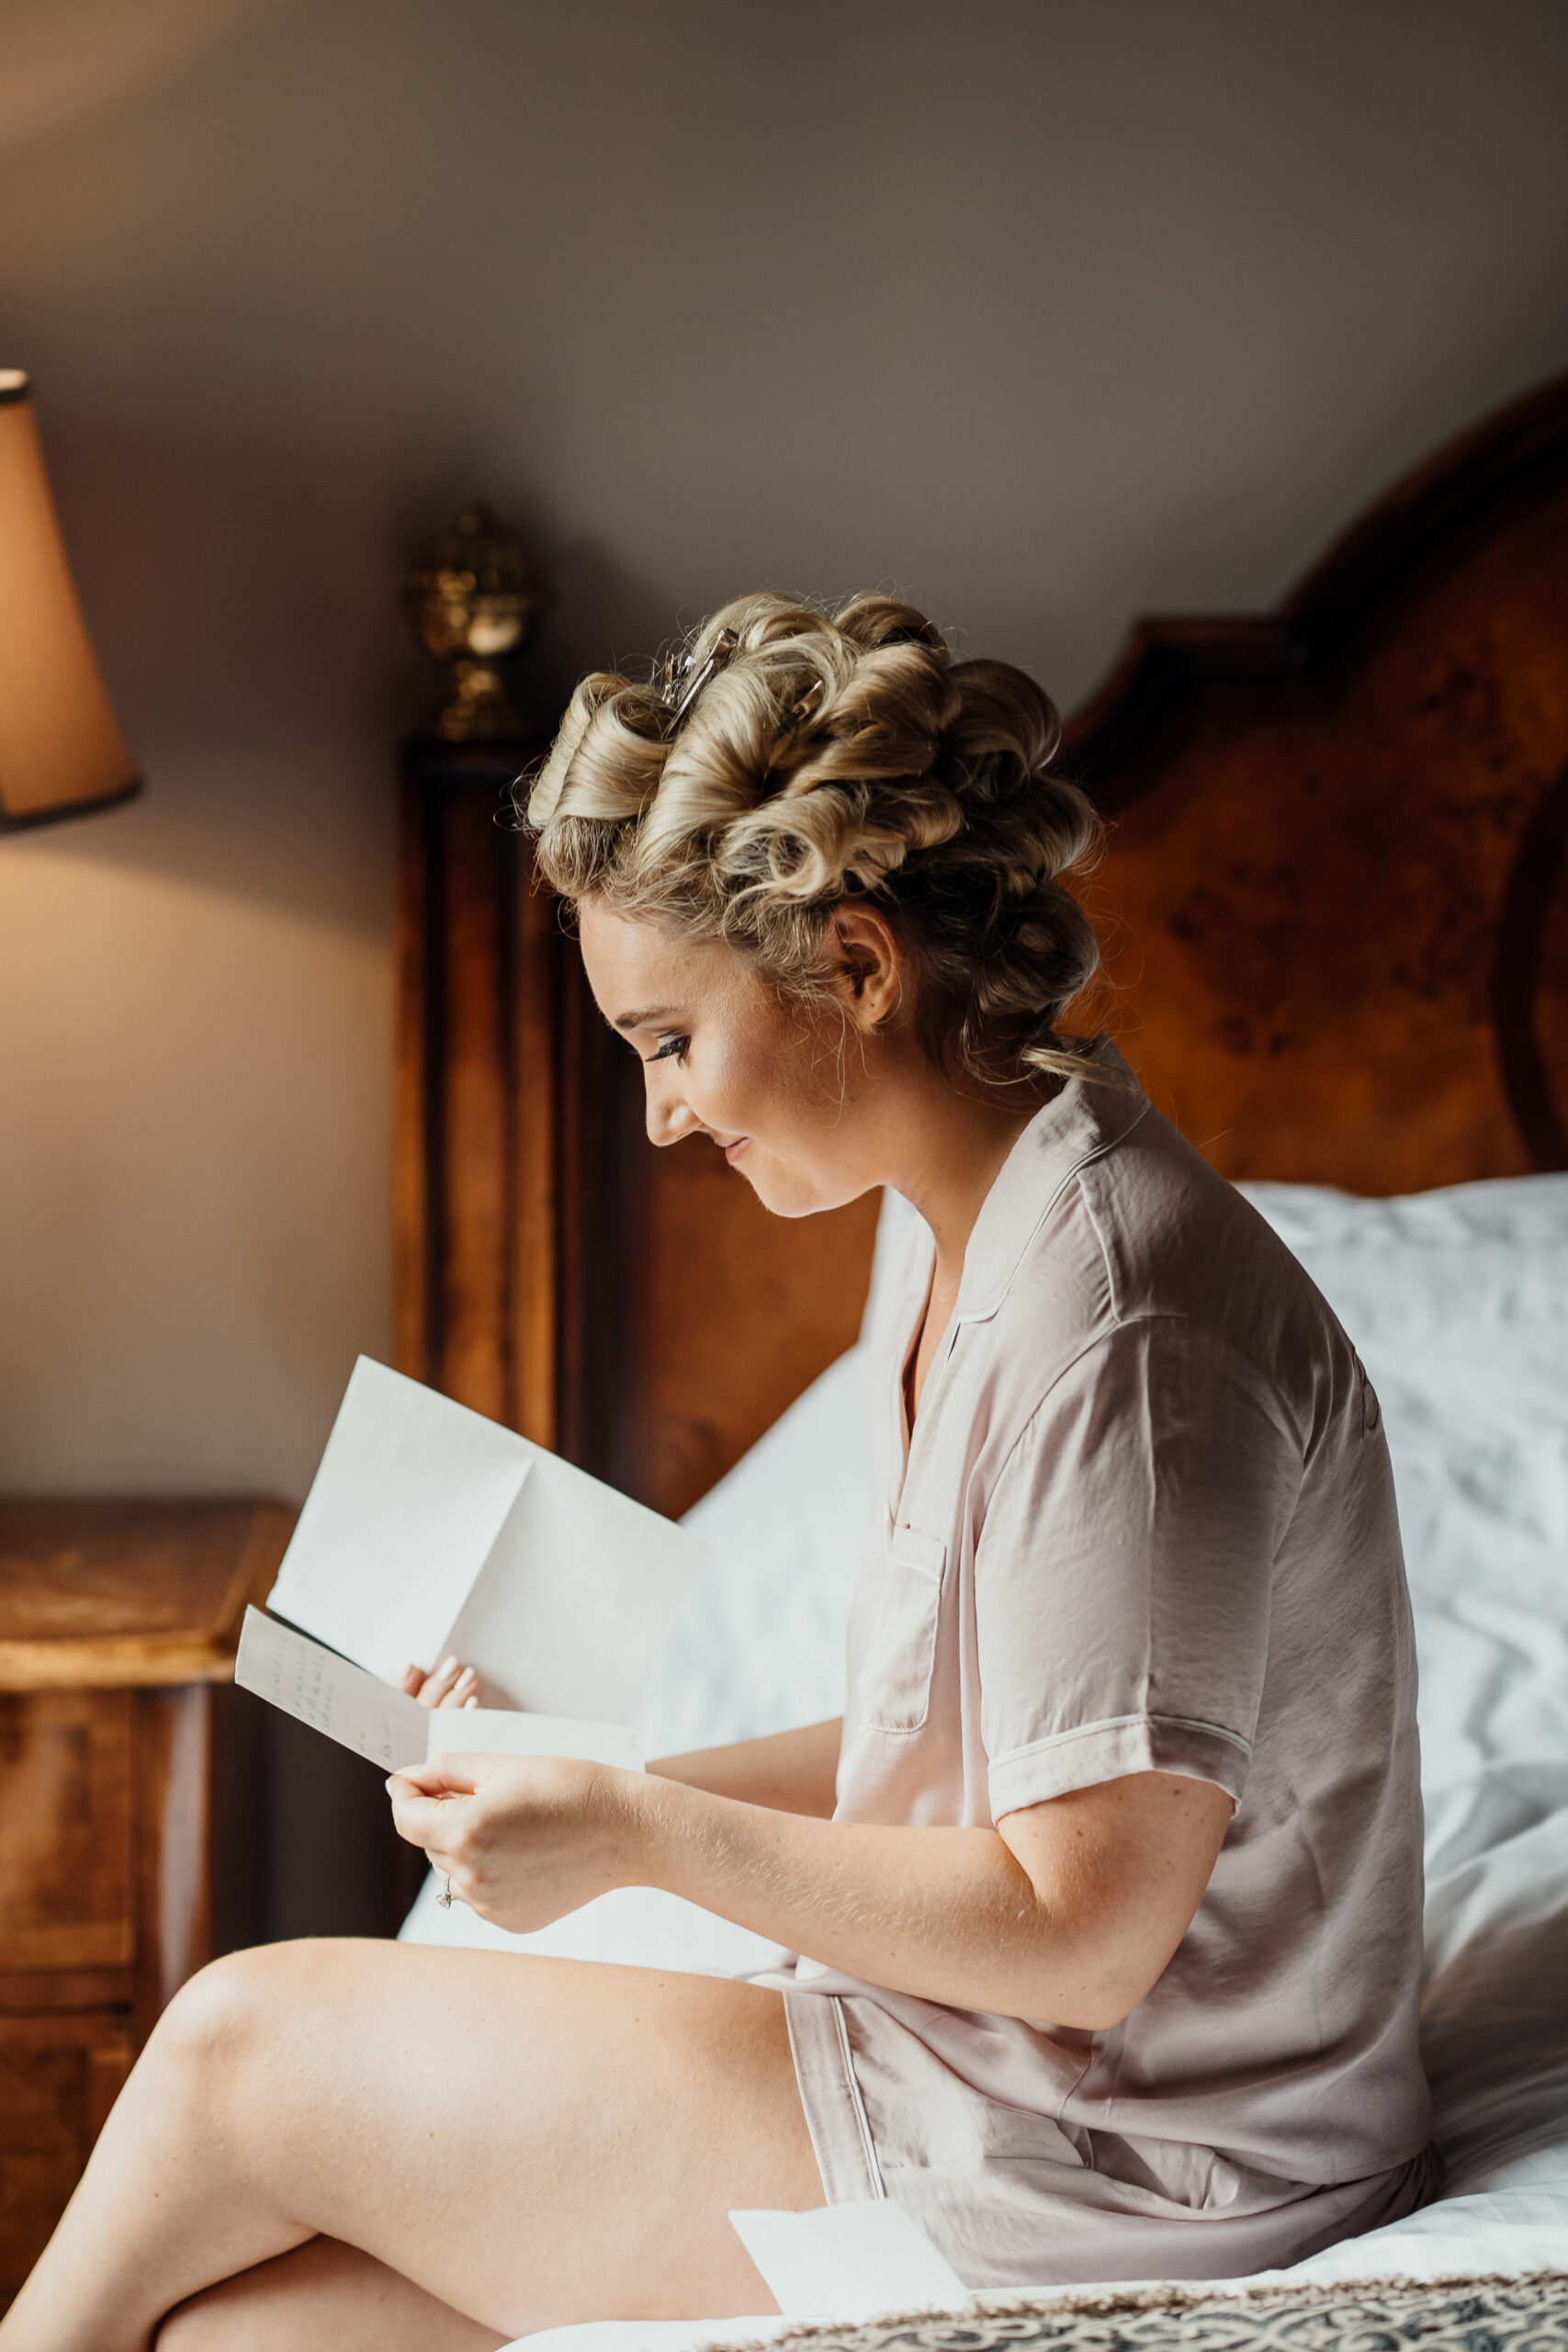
[2,595,1435,2352]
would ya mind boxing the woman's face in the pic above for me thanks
[576,900,889,1218]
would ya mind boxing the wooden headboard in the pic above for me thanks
[396,374,1568,1521]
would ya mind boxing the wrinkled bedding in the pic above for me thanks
[402,1173,1568,2335]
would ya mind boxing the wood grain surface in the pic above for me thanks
[0,2015,131,2305]
[0,1500,286,2302]
[0,1690,133,1973]
[0,1497,291,1690]
[1066,372,1568,1190]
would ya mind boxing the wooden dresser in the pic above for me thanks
[0,1497,291,2305]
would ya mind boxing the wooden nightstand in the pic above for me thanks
[0,1497,292,2305]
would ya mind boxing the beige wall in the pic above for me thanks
[4,0,1568,1499]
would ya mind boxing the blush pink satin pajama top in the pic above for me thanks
[759,1044,1436,2288]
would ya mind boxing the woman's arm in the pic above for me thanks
[389,1757,1232,2030]
[649,1719,842,1816]
[402,1657,842,1815]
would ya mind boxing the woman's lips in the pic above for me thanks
[723,1136,750,1164]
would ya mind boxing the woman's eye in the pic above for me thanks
[651,1034,689,1065]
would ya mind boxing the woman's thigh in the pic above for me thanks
[198,1940,822,2336]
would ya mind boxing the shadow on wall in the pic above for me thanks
[39,413,677,925]
[39,417,418,933]
[0,0,298,162]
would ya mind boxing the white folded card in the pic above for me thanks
[728,2202,970,2319]
[235,1608,645,1772]
[235,1356,702,1769]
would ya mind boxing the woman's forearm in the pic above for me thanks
[649,1718,842,1816]
[614,1765,1231,2030]
[618,1773,1084,2022]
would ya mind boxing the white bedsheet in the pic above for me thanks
[400,1173,1568,2337]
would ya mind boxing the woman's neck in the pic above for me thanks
[884,1069,1055,1297]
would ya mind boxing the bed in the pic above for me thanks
[395,373,1568,2344]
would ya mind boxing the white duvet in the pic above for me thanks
[404,1173,1568,2331]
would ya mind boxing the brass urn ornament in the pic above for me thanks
[407,501,543,741]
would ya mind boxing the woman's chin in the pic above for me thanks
[740,1157,860,1220]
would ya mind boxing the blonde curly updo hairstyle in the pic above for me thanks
[525,593,1107,1090]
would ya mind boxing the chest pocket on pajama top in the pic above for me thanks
[857,1525,948,1735]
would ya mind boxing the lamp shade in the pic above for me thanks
[0,370,140,831]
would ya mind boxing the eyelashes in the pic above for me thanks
[651,1033,690,1065]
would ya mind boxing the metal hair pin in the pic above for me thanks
[784,676,826,726]
[661,628,739,726]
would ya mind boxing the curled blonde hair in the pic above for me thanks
[525,592,1106,1090]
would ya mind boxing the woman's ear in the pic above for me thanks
[829,905,904,1031]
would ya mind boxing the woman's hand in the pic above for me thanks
[400,1656,480,1709]
[387,1753,638,1933]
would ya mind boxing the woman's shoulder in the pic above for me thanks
[1064,1103,1361,1415]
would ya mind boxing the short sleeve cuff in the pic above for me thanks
[988,1713,1251,1818]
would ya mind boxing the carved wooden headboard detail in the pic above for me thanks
[1066,370,1568,1193]
[396,374,1568,1521]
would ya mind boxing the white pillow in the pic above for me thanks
[1238,1177,1568,1861]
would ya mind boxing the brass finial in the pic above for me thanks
[406,501,544,741]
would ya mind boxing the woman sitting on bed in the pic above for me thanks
[2,595,1437,2352]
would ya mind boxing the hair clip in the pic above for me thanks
[784,677,826,727]
[662,628,739,727]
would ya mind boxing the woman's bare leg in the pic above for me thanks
[0,1939,823,2352]
[159,2237,508,2352]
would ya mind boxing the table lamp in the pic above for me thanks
[0,369,141,831]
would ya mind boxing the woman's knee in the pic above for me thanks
[148,1939,349,2094]
[154,2283,231,2350]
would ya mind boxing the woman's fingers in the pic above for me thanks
[390,1755,492,1798]
[414,1836,472,1904]
[387,1777,468,1851]
[400,1659,481,1707]
[414,1655,464,1707]
[386,1755,513,1858]
[386,1776,492,1912]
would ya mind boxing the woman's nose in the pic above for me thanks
[644,1072,698,1148]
